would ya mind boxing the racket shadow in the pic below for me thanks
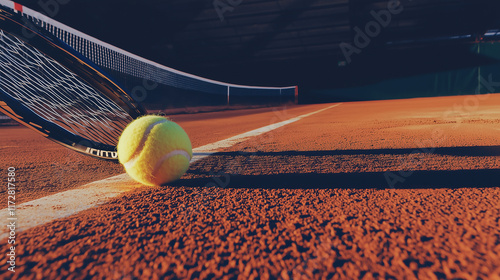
[198,146,500,157]
[174,146,500,189]
[174,169,500,189]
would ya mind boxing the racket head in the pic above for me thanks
[0,7,147,160]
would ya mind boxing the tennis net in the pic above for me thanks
[0,0,297,109]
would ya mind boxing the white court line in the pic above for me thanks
[191,103,341,162]
[0,103,341,239]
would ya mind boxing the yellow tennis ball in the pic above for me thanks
[117,115,192,186]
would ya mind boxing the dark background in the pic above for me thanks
[16,0,500,102]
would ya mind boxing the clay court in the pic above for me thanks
[1,94,499,279]
[2,0,500,279]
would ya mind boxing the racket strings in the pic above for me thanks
[0,30,132,146]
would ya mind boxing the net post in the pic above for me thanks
[227,86,230,106]
[294,86,299,104]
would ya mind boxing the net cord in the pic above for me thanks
[0,0,296,92]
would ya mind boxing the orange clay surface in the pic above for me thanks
[0,95,499,279]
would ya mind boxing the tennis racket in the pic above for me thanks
[0,6,146,160]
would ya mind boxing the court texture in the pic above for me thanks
[0,0,500,279]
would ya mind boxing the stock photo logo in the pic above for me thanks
[340,0,406,64]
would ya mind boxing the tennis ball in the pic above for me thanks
[117,115,192,186]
